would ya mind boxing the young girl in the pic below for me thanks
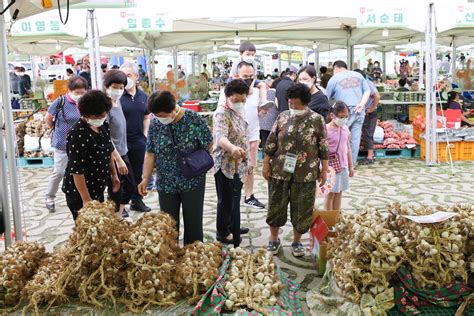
[324,101,354,211]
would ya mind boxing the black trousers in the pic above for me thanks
[260,130,271,150]
[127,138,146,202]
[108,154,135,209]
[66,193,105,220]
[362,111,378,151]
[214,169,243,247]
[158,179,205,245]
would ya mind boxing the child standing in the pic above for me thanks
[324,101,354,211]
[229,41,274,109]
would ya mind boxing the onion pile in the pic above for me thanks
[224,248,284,313]
[0,242,46,309]
[121,212,179,313]
[390,203,469,289]
[328,208,405,304]
[176,241,223,304]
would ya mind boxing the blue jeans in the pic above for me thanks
[347,109,365,166]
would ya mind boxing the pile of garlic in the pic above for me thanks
[224,248,284,313]
[392,204,468,289]
[23,201,131,313]
[446,204,474,274]
[176,241,223,303]
[22,252,69,315]
[329,208,406,304]
[121,212,179,313]
[0,241,46,308]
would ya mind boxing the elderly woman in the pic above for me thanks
[297,65,330,119]
[103,69,136,218]
[44,76,88,212]
[263,83,329,257]
[138,91,212,245]
[62,90,118,220]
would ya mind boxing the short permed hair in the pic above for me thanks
[78,90,112,117]
[103,69,127,88]
[67,76,88,91]
[147,90,176,114]
[286,83,311,105]
[224,79,250,98]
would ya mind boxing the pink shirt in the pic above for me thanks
[326,125,349,169]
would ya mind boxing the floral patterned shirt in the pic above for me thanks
[264,109,329,182]
[146,109,213,194]
[212,105,249,180]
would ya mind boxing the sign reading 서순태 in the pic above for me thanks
[357,7,408,28]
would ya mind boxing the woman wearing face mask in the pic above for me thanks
[103,70,134,218]
[324,101,354,211]
[263,83,329,257]
[44,76,88,212]
[138,90,212,245]
[297,65,330,120]
[62,90,119,220]
[211,79,249,247]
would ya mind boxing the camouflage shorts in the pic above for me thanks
[266,178,316,234]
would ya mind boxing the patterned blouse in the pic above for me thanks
[264,109,329,182]
[146,109,213,194]
[212,105,249,180]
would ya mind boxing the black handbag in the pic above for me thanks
[168,126,214,178]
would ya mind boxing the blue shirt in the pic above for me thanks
[146,110,213,194]
[47,95,81,151]
[364,80,378,110]
[326,70,370,109]
[120,89,149,143]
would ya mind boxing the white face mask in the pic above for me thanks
[334,117,348,127]
[125,77,135,90]
[69,93,81,103]
[228,101,245,112]
[107,88,124,100]
[86,117,106,128]
[157,116,174,125]
[242,56,255,63]
[301,80,314,89]
[289,109,306,116]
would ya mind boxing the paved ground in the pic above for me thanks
[2,158,474,314]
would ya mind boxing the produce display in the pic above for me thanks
[176,241,223,304]
[374,121,417,150]
[0,202,227,315]
[121,212,179,312]
[329,208,406,303]
[0,242,46,309]
[324,202,473,312]
[224,247,284,313]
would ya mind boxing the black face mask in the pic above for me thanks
[244,78,254,87]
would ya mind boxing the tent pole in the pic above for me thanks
[419,42,424,89]
[87,9,102,90]
[288,51,292,68]
[451,36,456,79]
[147,48,154,92]
[381,47,386,78]
[430,3,437,165]
[191,53,196,76]
[314,47,319,74]
[346,28,353,70]
[0,1,22,242]
[425,4,432,165]
[303,47,307,66]
[278,55,282,73]
[173,47,178,79]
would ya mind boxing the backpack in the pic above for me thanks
[52,95,67,132]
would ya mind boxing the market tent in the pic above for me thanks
[3,0,84,20]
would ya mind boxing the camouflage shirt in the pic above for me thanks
[264,109,329,182]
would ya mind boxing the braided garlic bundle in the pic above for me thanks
[224,248,283,313]
[391,203,468,289]
[176,241,223,303]
[121,212,179,313]
[0,242,46,309]
[329,208,405,304]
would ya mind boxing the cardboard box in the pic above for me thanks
[310,210,340,276]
